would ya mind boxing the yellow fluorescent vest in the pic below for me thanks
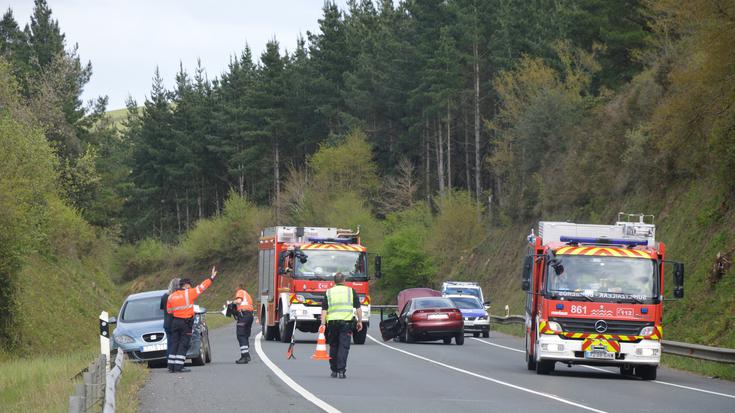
[326,285,354,321]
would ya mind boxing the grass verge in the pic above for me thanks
[116,359,149,413]
[661,354,735,381]
[0,350,96,413]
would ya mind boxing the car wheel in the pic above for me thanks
[482,331,490,338]
[191,336,206,366]
[204,334,212,363]
[443,337,452,344]
[455,333,464,345]
[403,326,414,343]
[473,332,480,338]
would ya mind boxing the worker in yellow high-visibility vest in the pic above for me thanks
[320,272,363,379]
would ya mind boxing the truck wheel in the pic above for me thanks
[525,335,537,370]
[353,327,367,344]
[635,365,657,380]
[261,310,278,341]
[536,360,555,375]
[279,314,293,343]
[620,364,634,376]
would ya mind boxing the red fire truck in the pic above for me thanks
[522,213,684,380]
[257,226,380,344]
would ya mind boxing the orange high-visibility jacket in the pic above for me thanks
[167,278,212,319]
[235,289,254,312]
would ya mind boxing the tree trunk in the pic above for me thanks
[274,142,280,223]
[464,110,470,191]
[437,118,445,194]
[474,40,482,203]
[185,188,190,230]
[425,115,430,201]
[176,193,181,234]
[446,102,452,190]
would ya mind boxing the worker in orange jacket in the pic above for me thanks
[227,286,254,364]
[166,266,217,372]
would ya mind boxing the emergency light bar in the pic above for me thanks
[560,236,648,246]
[308,237,353,244]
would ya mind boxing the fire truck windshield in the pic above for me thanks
[294,250,368,281]
[546,255,657,302]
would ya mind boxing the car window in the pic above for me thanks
[449,297,482,309]
[414,298,455,309]
[121,297,164,322]
[400,300,412,316]
[444,287,481,300]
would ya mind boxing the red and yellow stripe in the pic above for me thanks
[301,243,366,252]
[581,338,621,353]
[555,246,655,259]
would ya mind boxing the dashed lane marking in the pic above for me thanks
[255,332,342,413]
[367,334,607,413]
[471,337,735,400]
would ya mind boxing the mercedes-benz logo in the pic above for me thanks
[594,320,608,333]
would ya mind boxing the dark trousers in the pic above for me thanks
[236,312,254,356]
[164,326,173,357]
[327,321,352,373]
[168,317,193,371]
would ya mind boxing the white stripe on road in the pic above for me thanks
[471,337,735,400]
[254,332,341,413]
[367,334,606,413]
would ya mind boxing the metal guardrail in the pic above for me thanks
[103,349,125,413]
[69,354,107,413]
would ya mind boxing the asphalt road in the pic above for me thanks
[139,316,735,412]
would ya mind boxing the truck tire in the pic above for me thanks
[353,326,367,344]
[279,314,294,343]
[536,360,555,375]
[635,365,657,380]
[261,309,278,341]
[525,335,537,370]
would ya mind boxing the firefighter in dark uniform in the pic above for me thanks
[320,272,363,379]
[227,286,254,364]
[166,266,217,373]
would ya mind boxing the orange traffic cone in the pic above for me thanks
[311,325,330,360]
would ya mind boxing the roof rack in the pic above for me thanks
[536,212,656,247]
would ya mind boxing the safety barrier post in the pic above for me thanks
[100,311,111,372]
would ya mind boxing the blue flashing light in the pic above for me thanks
[556,303,564,310]
[308,237,352,244]
[560,236,648,246]
[641,307,649,314]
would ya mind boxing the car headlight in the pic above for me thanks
[114,334,135,345]
[478,315,489,320]
[547,321,563,332]
[640,326,655,336]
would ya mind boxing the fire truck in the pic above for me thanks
[521,213,684,380]
[257,226,380,344]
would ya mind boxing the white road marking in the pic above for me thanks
[367,334,607,413]
[254,332,342,413]
[471,337,735,400]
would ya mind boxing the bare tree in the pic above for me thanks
[376,157,417,215]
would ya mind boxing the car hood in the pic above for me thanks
[114,318,164,337]
[459,308,487,317]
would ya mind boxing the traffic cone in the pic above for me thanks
[311,325,330,360]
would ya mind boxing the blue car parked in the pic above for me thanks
[446,295,490,338]
[111,290,212,367]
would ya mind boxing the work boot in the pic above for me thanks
[338,371,346,379]
[168,366,175,373]
[236,355,249,364]
[245,353,251,363]
[330,371,338,378]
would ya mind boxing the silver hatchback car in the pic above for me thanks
[111,290,212,367]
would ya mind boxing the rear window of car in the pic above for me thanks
[121,297,164,322]
[444,287,481,300]
[449,296,483,309]
[414,298,455,309]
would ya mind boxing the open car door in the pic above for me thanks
[379,312,402,341]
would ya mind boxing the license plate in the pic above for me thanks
[142,343,167,352]
[584,350,615,359]
[464,320,475,326]
[428,314,449,320]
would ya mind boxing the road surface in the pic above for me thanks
[138,316,735,412]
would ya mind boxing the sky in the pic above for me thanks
[3,0,347,110]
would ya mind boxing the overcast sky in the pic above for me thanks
[4,0,347,110]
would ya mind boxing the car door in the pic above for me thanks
[379,300,411,341]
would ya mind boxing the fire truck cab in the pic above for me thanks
[258,226,380,345]
[521,213,684,380]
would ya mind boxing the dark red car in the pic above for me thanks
[396,296,464,345]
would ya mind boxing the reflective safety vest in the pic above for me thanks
[235,289,253,312]
[326,285,354,322]
[167,278,212,319]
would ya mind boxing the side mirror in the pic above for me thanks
[109,316,117,324]
[374,255,382,279]
[522,255,533,291]
[674,262,684,299]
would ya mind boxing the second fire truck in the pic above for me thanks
[522,213,684,380]
[257,226,380,344]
